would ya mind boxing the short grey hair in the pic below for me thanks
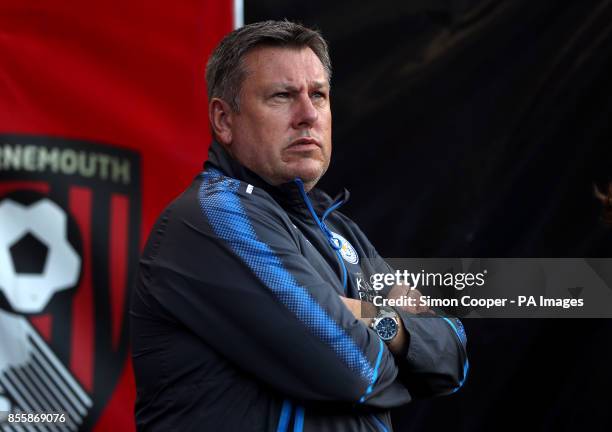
[205,20,332,112]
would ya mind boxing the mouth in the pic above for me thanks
[287,137,322,151]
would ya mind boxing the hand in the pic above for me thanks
[388,284,435,316]
[338,296,375,325]
[338,296,408,356]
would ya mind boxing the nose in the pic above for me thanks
[292,92,318,129]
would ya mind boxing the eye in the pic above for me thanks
[311,91,326,99]
[273,92,290,99]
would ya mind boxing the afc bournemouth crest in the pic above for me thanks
[0,134,141,430]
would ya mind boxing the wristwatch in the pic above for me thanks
[370,307,400,342]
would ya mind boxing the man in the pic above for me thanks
[130,20,468,432]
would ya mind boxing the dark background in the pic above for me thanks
[246,1,612,431]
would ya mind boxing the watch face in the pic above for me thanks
[375,316,398,341]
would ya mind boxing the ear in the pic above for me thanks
[209,98,234,145]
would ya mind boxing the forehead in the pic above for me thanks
[241,46,328,87]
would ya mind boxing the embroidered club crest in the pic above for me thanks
[330,231,359,265]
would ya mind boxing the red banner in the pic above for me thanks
[0,1,235,429]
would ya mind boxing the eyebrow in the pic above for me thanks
[270,81,329,92]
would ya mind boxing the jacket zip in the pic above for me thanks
[295,178,390,432]
[294,178,349,292]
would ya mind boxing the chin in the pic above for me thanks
[288,164,325,183]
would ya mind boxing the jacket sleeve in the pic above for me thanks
[140,176,411,408]
[370,254,469,397]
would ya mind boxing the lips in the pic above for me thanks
[287,137,321,150]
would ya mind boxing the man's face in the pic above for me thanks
[225,46,332,189]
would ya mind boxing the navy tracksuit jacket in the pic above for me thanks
[130,140,468,431]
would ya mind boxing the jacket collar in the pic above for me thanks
[204,140,347,218]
